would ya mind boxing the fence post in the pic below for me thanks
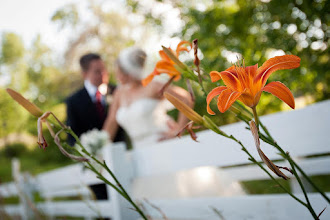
[12,158,34,220]
[102,142,139,220]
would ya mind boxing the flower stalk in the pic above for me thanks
[235,101,330,206]
[6,88,148,220]
[251,106,259,128]
[66,127,149,220]
[192,39,207,96]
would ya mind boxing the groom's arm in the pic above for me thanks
[66,98,79,146]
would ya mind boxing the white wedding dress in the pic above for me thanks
[116,98,245,199]
[116,98,170,148]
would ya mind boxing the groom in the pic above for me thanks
[65,53,127,202]
[66,53,127,146]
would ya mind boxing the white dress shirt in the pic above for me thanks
[84,80,106,105]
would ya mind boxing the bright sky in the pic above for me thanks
[0,0,182,54]
[0,0,184,86]
[0,0,83,50]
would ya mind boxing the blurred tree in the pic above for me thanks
[0,32,68,138]
[0,33,30,138]
[1,32,24,64]
[51,4,79,30]
[0,32,28,91]
[0,88,29,139]
[27,35,69,106]
[51,0,149,87]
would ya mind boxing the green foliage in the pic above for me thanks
[2,143,27,158]
[0,88,30,138]
[1,32,25,64]
[51,4,79,29]
[182,0,328,101]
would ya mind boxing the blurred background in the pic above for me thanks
[0,0,329,192]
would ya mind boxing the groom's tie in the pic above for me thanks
[95,90,105,119]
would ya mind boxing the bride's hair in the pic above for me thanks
[117,47,147,80]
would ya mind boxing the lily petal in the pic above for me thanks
[255,55,301,86]
[159,50,172,63]
[206,86,227,115]
[142,74,156,87]
[219,67,242,91]
[217,89,241,113]
[210,71,222,82]
[245,64,258,79]
[176,41,191,55]
[156,60,180,74]
[262,81,295,109]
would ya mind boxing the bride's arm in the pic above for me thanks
[150,82,194,140]
[164,85,194,127]
[102,88,120,141]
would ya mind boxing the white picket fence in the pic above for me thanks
[1,100,330,220]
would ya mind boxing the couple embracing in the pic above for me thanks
[66,47,192,149]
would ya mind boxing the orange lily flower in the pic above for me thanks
[207,55,301,114]
[142,41,191,86]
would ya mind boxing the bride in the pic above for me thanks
[103,47,193,147]
[103,47,245,199]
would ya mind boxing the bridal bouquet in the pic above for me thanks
[78,128,109,158]
[77,128,110,171]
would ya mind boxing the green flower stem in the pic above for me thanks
[259,131,330,205]
[187,68,207,96]
[293,160,330,204]
[89,154,142,213]
[232,103,329,204]
[234,102,253,117]
[258,122,330,204]
[205,113,310,211]
[221,133,309,209]
[287,154,319,219]
[259,121,274,142]
[201,116,308,208]
[63,142,127,199]
[248,108,318,218]
[65,128,148,220]
[229,106,252,124]
[251,106,259,128]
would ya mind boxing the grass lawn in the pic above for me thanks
[242,175,330,194]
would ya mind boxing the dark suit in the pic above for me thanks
[66,84,127,146]
[65,84,128,203]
